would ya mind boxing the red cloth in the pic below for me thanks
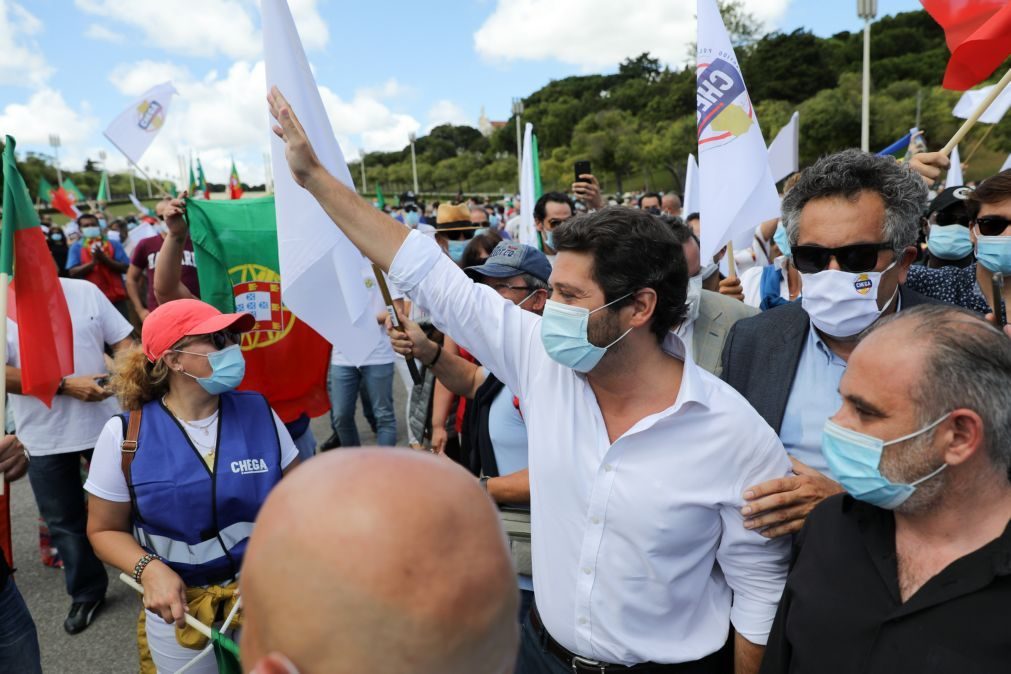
[49,186,79,220]
[80,239,128,303]
[454,347,477,434]
[922,0,1011,90]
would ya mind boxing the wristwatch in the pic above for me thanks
[479,476,490,492]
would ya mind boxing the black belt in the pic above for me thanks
[529,603,731,674]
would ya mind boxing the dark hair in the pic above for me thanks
[638,192,662,208]
[685,212,700,223]
[665,220,695,246]
[552,206,687,342]
[534,192,575,222]
[967,170,1011,219]
[461,230,503,269]
[77,213,99,226]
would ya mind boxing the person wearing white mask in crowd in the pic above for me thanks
[740,222,802,310]
[667,219,757,375]
[721,150,938,540]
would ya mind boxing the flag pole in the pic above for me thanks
[963,124,996,164]
[372,264,422,386]
[726,240,737,278]
[942,68,1011,157]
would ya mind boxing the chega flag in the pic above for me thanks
[262,0,380,364]
[953,82,1011,124]
[946,145,965,188]
[103,82,177,165]
[229,160,243,200]
[696,0,780,262]
[518,122,541,249]
[186,196,331,422]
[1,136,75,407]
[766,111,799,184]
[922,0,1011,90]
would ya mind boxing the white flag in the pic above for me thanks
[128,193,151,215]
[103,82,177,166]
[696,0,780,262]
[683,154,700,217]
[953,84,1011,125]
[767,111,800,184]
[261,0,379,363]
[1001,153,1011,173]
[946,145,964,188]
[519,123,539,248]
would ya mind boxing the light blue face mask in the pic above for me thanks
[544,230,555,251]
[447,240,467,263]
[82,226,101,239]
[773,223,792,258]
[540,294,633,373]
[975,230,1011,274]
[927,224,973,260]
[404,211,421,227]
[490,214,501,227]
[174,344,247,395]
[473,227,489,237]
[821,414,949,510]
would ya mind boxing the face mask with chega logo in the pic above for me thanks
[800,261,897,338]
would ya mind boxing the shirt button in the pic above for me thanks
[603,464,613,472]
[582,567,592,575]
[591,516,601,524]
[579,617,588,625]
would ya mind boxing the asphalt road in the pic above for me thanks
[11,387,409,674]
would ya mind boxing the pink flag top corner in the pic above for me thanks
[695,0,780,263]
[260,0,379,364]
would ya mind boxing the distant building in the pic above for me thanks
[478,106,508,138]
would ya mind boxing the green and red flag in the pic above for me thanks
[1,136,75,407]
[49,185,81,220]
[228,160,243,200]
[188,160,198,196]
[37,176,53,204]
[185,196,330,422]
[197,158,210,200]
[62,177,86,203]
[375,182,385,209]
[96,170,110,202]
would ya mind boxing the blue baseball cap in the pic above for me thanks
[465,241,551,283]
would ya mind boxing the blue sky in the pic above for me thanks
[0,0,925,186]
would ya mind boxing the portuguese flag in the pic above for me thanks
[37,176,54,204]
[196,158,210,200]
[0,137,75,406]
[185,196,330,422]
[62,177,86,203]
[188,160,198,196]
[228,160,243,200]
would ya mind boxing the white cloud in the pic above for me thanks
[109,60,193,97]
[474,0,791,68]
[0,0,53,87]
[74,0,329,60]
[84,23,125,44]
[426,100,470,131]
[0,88,98,147]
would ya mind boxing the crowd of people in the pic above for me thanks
[2,90,1011,673]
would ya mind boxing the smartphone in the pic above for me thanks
[95,376,110,389]
[574,160,592,184]
[992,272,1007,328]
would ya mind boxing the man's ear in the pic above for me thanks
[250,652,300,674]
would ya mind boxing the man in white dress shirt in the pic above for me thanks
[268,87,791,674]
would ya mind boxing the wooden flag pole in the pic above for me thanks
[963,124,996,164]
[726,241,737,279]
[372,264,422,386]
[120,573,212,638]
[942,68,1011,157]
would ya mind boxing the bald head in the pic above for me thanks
[241,449,519,674]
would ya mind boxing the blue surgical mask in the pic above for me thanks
[474,227,489,237]
[773,223,792,258]
[821,414,949,510]
[544,230,555,251]
[490,214,501,227]
[127,221,138,231]
[82,226,101,239]
[927,224,973,260]
[975,229,1011,274]
[404,211,421,227]
[50,233,64,242]
[174,344,247,395]
[447,240,467,263]
[540,294,633,373]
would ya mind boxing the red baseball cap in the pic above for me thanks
[142,299,256,362]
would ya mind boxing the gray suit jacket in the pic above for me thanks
[720,285,938,434]
[692,290,758,377]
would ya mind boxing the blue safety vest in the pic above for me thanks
[124,391,282,587]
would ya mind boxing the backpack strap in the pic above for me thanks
[120,409,143,488]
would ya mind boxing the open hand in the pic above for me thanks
[0,436,29,482]
[740,457,843,538]
[909,151,950,185]
[267,86,323,188]
[572,173,605,210]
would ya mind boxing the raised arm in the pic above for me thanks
[153,197,197,304]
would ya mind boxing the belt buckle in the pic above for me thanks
[571,655,607,673]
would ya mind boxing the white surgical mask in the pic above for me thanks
[698,262,718,282]
[684,274,703,324]
[800,261,898,338]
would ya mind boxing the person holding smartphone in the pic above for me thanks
[571,161,606,211]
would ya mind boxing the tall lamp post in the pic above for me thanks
[408,132,419,195]
[359,148,368,194]
[512,98,524,193]
[49,134,63,185]
[858,0,877,152]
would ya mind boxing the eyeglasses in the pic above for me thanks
[403,205,418,213]
[974,215,1011,237]
[791,243,894,274]
[487,283,532,295]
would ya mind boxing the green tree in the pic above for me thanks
[571,109,642,194]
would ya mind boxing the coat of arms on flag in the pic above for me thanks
[232,279,284,332]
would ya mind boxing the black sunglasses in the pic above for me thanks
[792,243,893,274]
[209,331,240,350]
[403,205,418,213]
[935,212,971,227]
[975,215,1011,237]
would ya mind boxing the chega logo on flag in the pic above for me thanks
[853,274,874,295]
[696,53,754,150]
[135,100,166,133]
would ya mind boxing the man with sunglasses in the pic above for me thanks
[920,186,975,269]
[722,150,938,539]
[533,192,575,265]
[905,172,1011,316]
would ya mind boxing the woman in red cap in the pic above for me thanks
[84,299,301,673]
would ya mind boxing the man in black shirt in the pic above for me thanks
[761,304,1011,674]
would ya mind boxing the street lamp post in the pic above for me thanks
[512,98,524,193]
[129,166,137,196]
[49,134,62,185]
[145,165,153,198]
[858,0,877,152]
[408,132,419,195]
[359,148,368,194]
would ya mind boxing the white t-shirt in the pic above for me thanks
[330,265,399,368]
[84,407,299,503]
[7,278,134,456]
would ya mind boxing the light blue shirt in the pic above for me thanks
[779,325,847,476]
